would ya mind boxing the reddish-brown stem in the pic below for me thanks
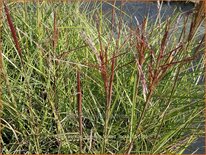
[4,2,23,63]
[77,71,83,153]
[156,20,170,68]
[108,52,116,109]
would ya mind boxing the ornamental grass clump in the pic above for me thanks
[1,1,205,154]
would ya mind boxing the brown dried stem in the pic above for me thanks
[77,70,83,153]
[4,1,23,64]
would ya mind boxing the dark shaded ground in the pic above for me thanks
[101,1,195,23]
[183,137,205,154]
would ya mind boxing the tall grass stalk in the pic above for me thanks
[3,2,23,64]
[77,70,83,153]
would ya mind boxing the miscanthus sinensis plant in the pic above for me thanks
[1,1,205,154]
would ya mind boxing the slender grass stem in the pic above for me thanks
[126,88,154,153]
[77,70,83,153]
[152,66,181,152]
[129,71,140,142]
[3,2,23,65]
